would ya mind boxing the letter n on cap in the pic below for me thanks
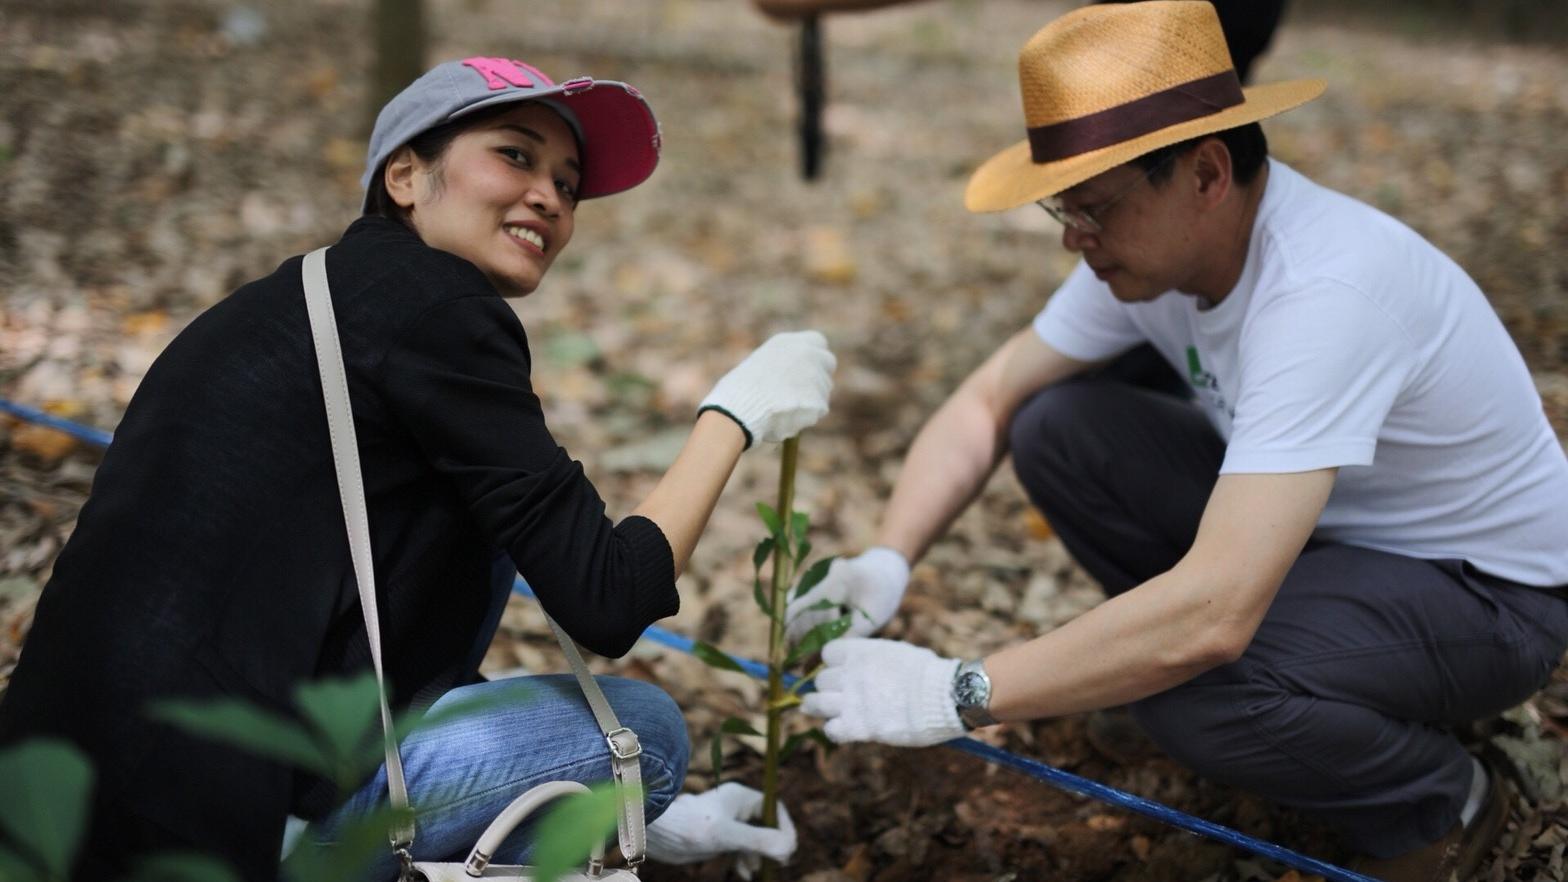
[461,57,554,90]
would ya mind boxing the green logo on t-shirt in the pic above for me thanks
[1186,346,1214,388]
[1186,345,1232,418]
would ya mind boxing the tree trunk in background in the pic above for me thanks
[368,0,425,136]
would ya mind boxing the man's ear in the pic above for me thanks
[384,146,420,210]
[1191,137,1233,210]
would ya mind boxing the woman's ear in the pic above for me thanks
[384,146,420,210]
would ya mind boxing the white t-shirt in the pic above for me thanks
[1033,159,1568,587]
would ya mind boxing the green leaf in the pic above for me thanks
[780,732,808,764]
[148,699,330,777]
[752,537,776,570]
[767,693,803,712]
[790,510,809,540]
[792,555,837,599]
[752,576,772,618]
[125,853,244,882]
[0,847,43,882]
[756,502,782,537]
[719,717,763,738]
[710,733,724,789]
[789,664,824,696]
[786,615,853,667]
[0,739,94,878]
[691,640,748,675]
[800,598,838,613]
[794,537,812,565]
[293,674,380,775]
[282,806,413,882]
[849,602,876,626]
[533,783,627,882]
[752,537,777,617]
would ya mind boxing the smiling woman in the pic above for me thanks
[381,104,581,297]
[0,55,830,879]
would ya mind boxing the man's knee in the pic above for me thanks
[1131,672,1275,778]
[1008,382,1101,490]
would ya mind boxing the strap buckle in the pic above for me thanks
[606,727,642,760]
[394,844,419,881]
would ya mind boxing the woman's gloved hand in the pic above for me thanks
[784,546,909,643]
[699,331,836,448]
[800,637,967,747]
[645,783,797,879]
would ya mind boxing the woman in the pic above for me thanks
[0,57,828,879]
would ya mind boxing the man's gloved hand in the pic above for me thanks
[800,637,967,747]
[699,331,836,448]
[784,547,909,643]
[645,783,797,879]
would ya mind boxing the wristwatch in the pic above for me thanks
[952,658,998,730]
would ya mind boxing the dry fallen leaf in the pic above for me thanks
[10,425,77,470]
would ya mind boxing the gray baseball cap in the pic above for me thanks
[361,56,661,205]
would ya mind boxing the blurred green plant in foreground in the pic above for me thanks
[0,671,619,882]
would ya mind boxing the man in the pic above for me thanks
[790,3,1568,879]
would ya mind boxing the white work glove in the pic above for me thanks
[784,546,909,644]
[699,331,836,447]
[800,637,966,747]
[645,783,797,879]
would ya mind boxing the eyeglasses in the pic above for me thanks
[1036,154,1177,234]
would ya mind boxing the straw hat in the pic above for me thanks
[965,1,1325,213]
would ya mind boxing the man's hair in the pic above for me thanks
[1133,122,1269,187]
[362,103,531,225]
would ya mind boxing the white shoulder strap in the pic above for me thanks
[302,247,418,854]
[300,247,645,867]
[545,616,648,866]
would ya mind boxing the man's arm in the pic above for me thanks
[985,468,1337,720]
[877,328,1095,562]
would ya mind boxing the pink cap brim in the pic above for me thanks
[551,82,661,199]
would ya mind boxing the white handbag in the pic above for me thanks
[303,247,644,881]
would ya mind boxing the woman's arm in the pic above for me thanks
[629,330,835,576]
[631,410,747,576]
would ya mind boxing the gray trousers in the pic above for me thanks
[1008,378,1568,856]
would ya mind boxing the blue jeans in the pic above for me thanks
[313,673,689,879]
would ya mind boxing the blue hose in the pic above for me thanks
[0,399,114,447]
[511,578,1376,882]
[0,398,1377,882]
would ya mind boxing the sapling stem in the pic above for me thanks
[759,435,799,881]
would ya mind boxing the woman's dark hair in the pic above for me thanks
[362,103,541,226]
[1133,122,1269,187]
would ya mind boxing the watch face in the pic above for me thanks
[955,671,986,706]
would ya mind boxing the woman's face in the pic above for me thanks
[391,103,580,297]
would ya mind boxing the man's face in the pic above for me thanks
[1053,156,1202,303]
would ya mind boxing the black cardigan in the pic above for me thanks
[0,217,678,879]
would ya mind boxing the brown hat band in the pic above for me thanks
[1026,70,1245,164]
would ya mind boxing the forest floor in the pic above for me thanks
[2,0,1566,879]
